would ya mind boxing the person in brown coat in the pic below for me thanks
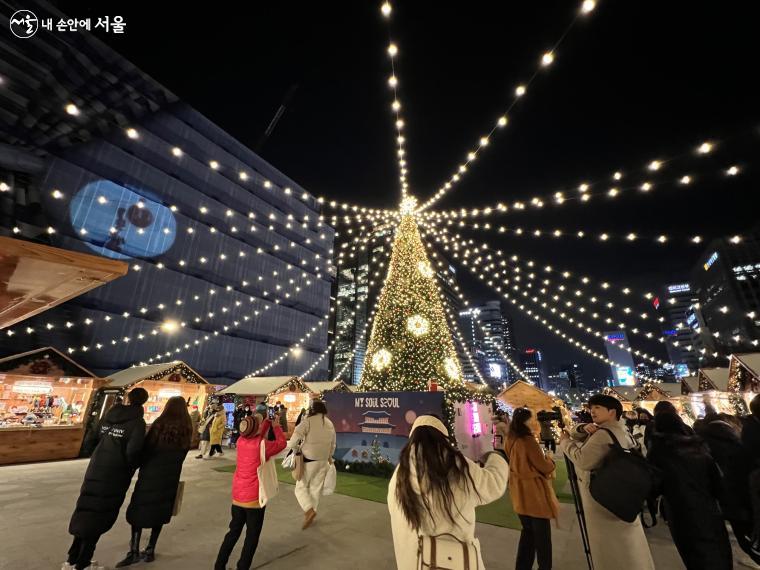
[505,407,559,570]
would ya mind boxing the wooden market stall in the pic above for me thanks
[728,353,760,393]
[0,347,104,465]
[497,380,559,415]
[96,361,214,426]
[634,382,683,414]
[681,375,699,395]
[218,376,314,431]
[680,366,749,420]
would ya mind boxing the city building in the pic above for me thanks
[520,348,548,389]
[330,230,390,384]
[0,10,334,383]
[458,300,518,388]
[458,308,487,383]
[654,282,700,376]
[559,362,586,390]
[546,368,571,393]
[690,228,760,363]
[603,331,637,385]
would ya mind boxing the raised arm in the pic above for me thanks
[559,429,611,472]
[525,436,556,476]
[469,452,509,506]
[263,420,287,458]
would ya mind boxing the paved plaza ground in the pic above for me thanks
[1,451,756,569]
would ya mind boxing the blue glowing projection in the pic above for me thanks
[69,180,177,260]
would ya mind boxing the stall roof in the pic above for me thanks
[732,353,760,379]
[699,367,730,392]
[0,346,97,378]
[497,380,556,411]
[218,376,313,396]
[681,376,699,394]
[106,361,208,388]
[603,386,641,401]
[0,237,129,329]
[304,381,350,394]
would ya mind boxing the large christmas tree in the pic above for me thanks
[359,209,464,392]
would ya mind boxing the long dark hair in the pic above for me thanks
[395,425,480,531]
[509,407,533,438]
[147,396,193,449]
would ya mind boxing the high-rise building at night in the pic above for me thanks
[603,331,637,385]
[559,362,585,390]
[330,231,390,384]
[690,228,760,363]
[520,348,548,389]
[458,300,517,388]
[458,308,486,383]
[653,282,700,376]
[0,22,334,383]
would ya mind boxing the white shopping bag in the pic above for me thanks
[323,463,337,496]
[258,440,279,506]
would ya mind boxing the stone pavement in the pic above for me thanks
[0,451,756,569]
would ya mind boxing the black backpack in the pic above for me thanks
[589,428,658,522]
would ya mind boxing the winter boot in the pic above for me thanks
[115,528,142,567]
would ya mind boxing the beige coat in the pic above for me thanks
[558,419,654,570]
[388,452,508,569]
[287,413,336,461]
[505,434,559,519]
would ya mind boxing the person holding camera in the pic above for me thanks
[214,412,286,570]
[558,394,654,570]
[505,408,559,570]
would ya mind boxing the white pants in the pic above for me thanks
[295,460,330,512]
[198,440,209,456]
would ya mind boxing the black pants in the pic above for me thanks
[542,439,556,453]
[67,536,99,570]
[730,519,760,564]
[516,515,552,570]
[215,505,266,570]
[209,444,224,456]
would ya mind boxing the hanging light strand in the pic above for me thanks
[417,0,598,213]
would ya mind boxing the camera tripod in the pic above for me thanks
[565,454,594,570]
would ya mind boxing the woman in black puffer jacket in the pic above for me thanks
[67,388,148,570]
[116,396,192,567]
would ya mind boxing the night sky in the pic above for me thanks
[57,0,759,381]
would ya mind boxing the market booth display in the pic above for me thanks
[0,347,103,465]
[634,382,682,414]
[218,375,314,430]
[94,361,214,426]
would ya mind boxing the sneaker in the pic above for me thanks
[61,563,74,570]
[195,455,203,459]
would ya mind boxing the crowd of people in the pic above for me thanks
[60,387,760,570]
[62,391,333,570]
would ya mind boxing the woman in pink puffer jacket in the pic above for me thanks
[214,413,286,570]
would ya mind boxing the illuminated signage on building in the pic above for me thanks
[605,332,626,342]
[488,363,503,379]
[616,366,636,386]
[653,297,660,310]
[704,252,718,271]
[668,283,691,294]
[663,329,677,336]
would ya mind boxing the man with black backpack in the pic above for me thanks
[559,394,655,570]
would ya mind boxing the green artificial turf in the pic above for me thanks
[214,458,573,530]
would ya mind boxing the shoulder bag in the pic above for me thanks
[589,427,657,522]
[258,438,279,506]
[418,534,480,570]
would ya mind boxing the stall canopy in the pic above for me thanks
[728,353,760,393]
[497,380,556,412]
[304,381,351,395]
[698,367,730,392]
[106,361,208,389]
[0,236,128,329]
[681,376,699,395]
[0,346,97,378]
[218,375,313,397]
[637,382,681,401]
